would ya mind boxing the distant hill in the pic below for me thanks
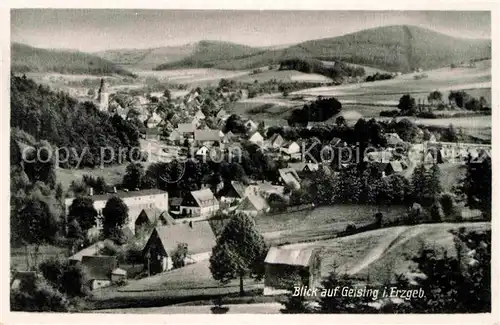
[150,25,491,72]
[96,43,197,69]
[11,43,136,77]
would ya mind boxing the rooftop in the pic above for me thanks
[153,221,217,255]
[265,247,319,267]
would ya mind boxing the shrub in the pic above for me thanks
[344,223,357,234]
[379,110,400,117]
[11,277,70,312]
[416,112,437,118]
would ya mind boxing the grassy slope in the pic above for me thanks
[152,25,491,72]
[11,43,136,77]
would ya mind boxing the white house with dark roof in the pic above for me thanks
[216,181,247,203]
[266,133,285,149]
[64,189,169,234]
[245,119,258,134]
[142,221,217,273]
[179,188,219,219]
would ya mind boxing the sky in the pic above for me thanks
[11,10,491,52]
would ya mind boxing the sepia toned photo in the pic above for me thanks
[7,8,493,316]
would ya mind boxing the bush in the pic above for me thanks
[379,110,400,117]
[11,277,70,312]
[416,112,437,118]
[344,223,357,234]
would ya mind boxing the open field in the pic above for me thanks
[293,61,491,99]
[11,245,70,270]
[56,165,128,191]
[257,205,407,245]
[283,222,490,284]
[129,68,251,85]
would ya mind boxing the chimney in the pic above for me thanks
[189,221,193,228]
[89,187,93,196]
[113,186,117,193]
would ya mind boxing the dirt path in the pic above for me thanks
[96,302,282,314]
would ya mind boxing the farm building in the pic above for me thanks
[169,197,183,213]
[222,131,235,144]
[81,255,118,290]
[236,194,270,216]
[194,109,206,120]
[385,133,404,147]
[111,267,127,283]
[248,131,264,146]
[179,188,219,218]
[167,129,183,142]
[278,168,301,190]
[142,221,217,274]
[195,145,210,158]
[263,247,322,296]
[385,161,405,175]
[217,181,247,203]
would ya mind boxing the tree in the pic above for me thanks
[458,154,491,217]
[172,243,188,269]
[427,90,443,105]
[101,196,129,239]
[439,192,459,220]
[426,163,443,201]
[209,213,268,296]
[68,196,98,232]
[442,124,458,142]
[122,163,145,190]
[335,116,347,128]
[15,197,60,269]
[163,88,172,101]
[397,94,417,115]
[429,199,444,222]
[448,90,469,108]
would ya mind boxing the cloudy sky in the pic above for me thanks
[11,10,491,52]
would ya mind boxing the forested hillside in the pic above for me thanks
[10,75,142,168]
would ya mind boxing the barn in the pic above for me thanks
[263,246,322,296]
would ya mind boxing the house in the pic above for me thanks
[385,133,404,147]
[216,108,228,119]
[245,119,258,134]
[280,141,301,159]
[194,110,206,120]
[222,131,235,144]
[248,132,264,146]
[142,221,217,274]
[236,194,270,216]
[169,197,183,213]
[267,133,284,149]
[364,150,393,163]
[167,129,183,143]
[194,129,222,146]
[68,240,111,263]
[146,112,162,129]
[134,207,176,231]
[263,246,321,296]
[278,168,301,190]
[179,188,219,218]
[217,181,247,203]
[81,255,118,290]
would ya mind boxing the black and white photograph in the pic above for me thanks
[5,5,496,318]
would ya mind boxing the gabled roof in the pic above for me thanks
[386,133,403,146]
[185,189,218,208]
[249,132,264,142]
[237,194,269,212]
[265,247,319,267]
[81,255,117,281]
[168,129,183,141]
[288,163,319,172]
[74,188,168,203]
[216,109,227,118]
[217,181,247,199]
[278,168,301,188]
[169,197,183,206]
[153,221,217,255]
[194,129,221,142]
[388,161,404,173]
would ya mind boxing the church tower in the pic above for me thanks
[97,78,109,112]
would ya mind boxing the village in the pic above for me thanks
[9,10,493,315]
